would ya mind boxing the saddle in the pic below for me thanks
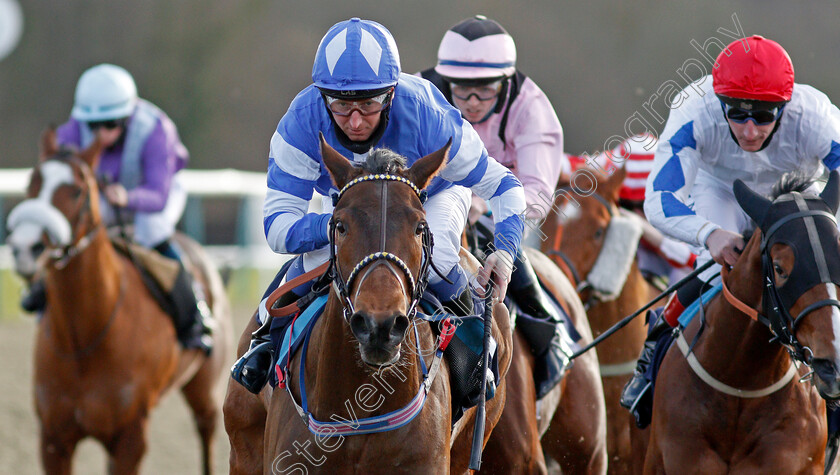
[110,235,211,345]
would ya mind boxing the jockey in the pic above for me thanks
[620,36,840,413]
[36,63,213,354]
[420,15,570,397]
[241,19,525,407]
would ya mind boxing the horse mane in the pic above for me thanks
[740,172,821,237]
[359,148,407,174]
[47,145,80,161]
[770,171,817,199]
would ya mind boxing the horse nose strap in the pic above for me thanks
[345,252,417,303]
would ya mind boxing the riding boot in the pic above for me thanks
[21,278,47,313]
[231,258,299,394]
[618,307,675,411]
[507,250,571,399]
[231,316,275,394]
[154,240,213,355]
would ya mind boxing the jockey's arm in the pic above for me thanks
[506,89,565,220]
[125,120,177,212]
[643,110,716,250]
[438,127,527,297]
[263,130,330,255]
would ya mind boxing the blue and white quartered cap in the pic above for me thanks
[312,18,401,95]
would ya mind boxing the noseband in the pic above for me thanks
[328,174,433,321]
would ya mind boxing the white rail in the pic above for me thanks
[0,168,290,270]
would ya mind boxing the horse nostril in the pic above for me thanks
[390,315,410,340]
[812,358,839,383]
[349,312,372,343]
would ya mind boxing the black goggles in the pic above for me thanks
[87,118,127,130]
[722,103,784,125]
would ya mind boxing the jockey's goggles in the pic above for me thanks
[324,90,393,117]
[722,102,784,125]
[450,80,503,102]
[87,118,127,130]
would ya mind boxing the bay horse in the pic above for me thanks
[477,247,608,474]
[6,130,233,474]
[540,166,658,474]
[223,136,514,474]
[641,172,840,473]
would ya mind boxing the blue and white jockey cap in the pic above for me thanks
[312,18,401,99]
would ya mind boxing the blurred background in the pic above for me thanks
[0,0,838,473]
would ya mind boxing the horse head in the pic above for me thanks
[553,166,626,278]
[548,165,643,302]
[734,170,840,400]
[7,128,104,276]
[320,134,448,366]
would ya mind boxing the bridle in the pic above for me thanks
[328,173,434,322]
[722,195,840,365]
[760,207,840,363]
[19,156,104,270]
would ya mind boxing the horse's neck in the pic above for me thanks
[47,229,123,320]
[699,263,792,384]
[304,297,425,418]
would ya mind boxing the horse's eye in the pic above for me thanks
[594,227,605,240]
[773,263,787,278]
[415,221,426,236]
[335,221,346,236]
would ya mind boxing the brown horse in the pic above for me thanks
[223,137,514,474]
[640,173,840,473]
[477,246,608,474]
[6,130,232,474]
[540,166,657,474]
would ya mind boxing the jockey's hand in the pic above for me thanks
[478,250,514,302]
[705,228,744,267]
[103,183,129,207]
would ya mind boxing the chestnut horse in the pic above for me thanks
[640,173,840,473]
[476,246,608,474]
[540,166,657,474]
[6,131,232,474]
[223,137,514,474]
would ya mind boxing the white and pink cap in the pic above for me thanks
[435,15,516,80]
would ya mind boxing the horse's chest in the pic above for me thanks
[36,375,143,436]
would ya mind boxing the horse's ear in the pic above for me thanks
[602,164,627,202]
[407,138,450,190]
[320,132,358,190]
[820,170,840,216]
[734,178,771,226]
[39,127,59,162]
[78,134,105,170]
